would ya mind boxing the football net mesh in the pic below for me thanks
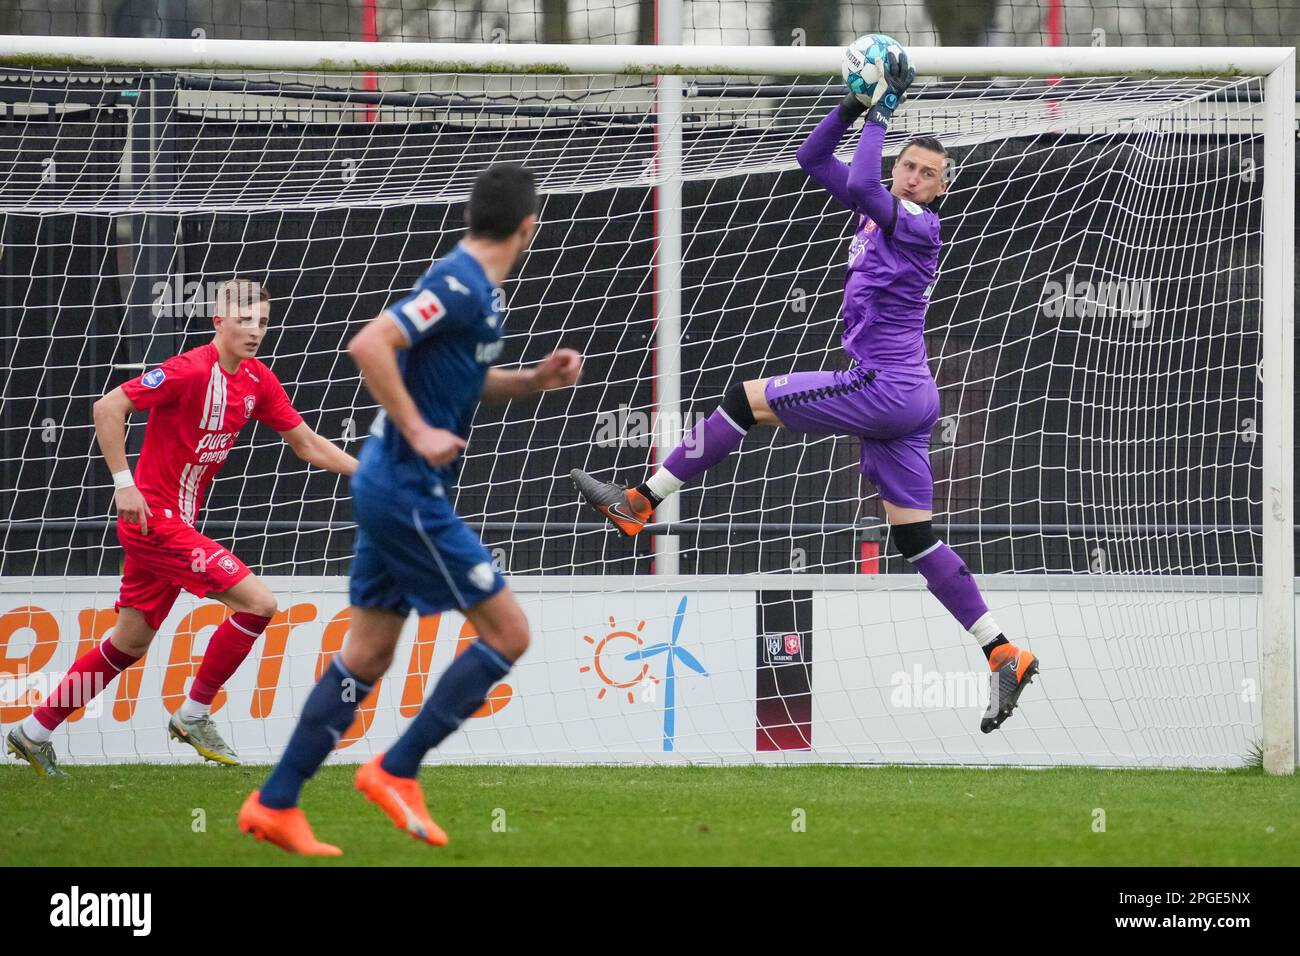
[0,65,1268,766]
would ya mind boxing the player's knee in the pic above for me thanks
[235,578,278,618]
[480,615,530,661]
[496,622,530,660]
[721,381,757,431]
[891,519,939,562]
[249,594,278,619]
[112,630,154,658]
[361,647,396,680]
[341,639,394,683]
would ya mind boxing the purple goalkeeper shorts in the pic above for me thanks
[765,366,941,510]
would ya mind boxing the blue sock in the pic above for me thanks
[259,658,372,810]
[381,641,511,778]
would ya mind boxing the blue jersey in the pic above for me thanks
[362,243,504,489]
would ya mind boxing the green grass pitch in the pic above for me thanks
[2,763,1296,866]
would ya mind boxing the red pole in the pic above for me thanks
[1045,0,1063,115]
[859,541,881,575]
[363,0,379,123]
[1046,0,1063,47]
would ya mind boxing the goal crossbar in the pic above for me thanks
[0,36,1294,78]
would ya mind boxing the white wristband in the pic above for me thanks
[112,469,135,490]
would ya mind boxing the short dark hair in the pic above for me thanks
[465,163,538,240]
[899,135,947,163]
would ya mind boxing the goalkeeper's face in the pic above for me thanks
[892,144,947,205]
[215,303,271,359]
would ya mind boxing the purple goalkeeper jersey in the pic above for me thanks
[797,114,941,374]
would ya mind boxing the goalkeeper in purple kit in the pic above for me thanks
[572,48,1039,733]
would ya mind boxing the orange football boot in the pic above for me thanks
[355,755,449,847]
[981,643,1040,733]
[238,791,342,856]
[570,468,654,537]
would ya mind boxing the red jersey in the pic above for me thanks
[119,343,303,525]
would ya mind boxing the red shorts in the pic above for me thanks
[115,516,252,630]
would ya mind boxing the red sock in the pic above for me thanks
[32,639,140,731]
[189,612,271,705]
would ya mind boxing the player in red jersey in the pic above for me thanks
[5,278,358,776]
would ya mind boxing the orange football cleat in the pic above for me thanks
[238,790,342,856]
[355,755,449,846]
[570,469,654,537]
[981,643,1040,734]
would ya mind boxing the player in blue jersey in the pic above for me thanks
[240,164,582,855]
[572,51,1038,736]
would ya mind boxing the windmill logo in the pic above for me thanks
[622,595,708,752]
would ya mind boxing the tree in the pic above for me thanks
[923,0,999,46]
[542,0,568,43]
[770,0,840,47]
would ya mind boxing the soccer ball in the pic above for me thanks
[842,33,905,106]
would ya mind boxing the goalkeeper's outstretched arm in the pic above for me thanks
[798,48,917,230]
[845,49,916,232]
[844,119,899,232]
[795,103,860,211]
[796,101,896,231]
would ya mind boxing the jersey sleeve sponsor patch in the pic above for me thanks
[141,368,166,388]
[401,288,447,332]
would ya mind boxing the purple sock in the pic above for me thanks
[911,542,989,631]
[661,407,748,483]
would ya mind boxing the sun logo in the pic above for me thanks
[579,617,660,703]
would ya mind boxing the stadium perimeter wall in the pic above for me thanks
[0,573,1282,767]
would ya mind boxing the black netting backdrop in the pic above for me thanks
[1,85,1286,579]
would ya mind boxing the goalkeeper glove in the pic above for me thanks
[865,50,915,128]
[837,92,868,123]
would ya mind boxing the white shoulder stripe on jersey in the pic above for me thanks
[211,367,228,431]
[201,362,228,432]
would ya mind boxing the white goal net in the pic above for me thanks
[0,46,1293,768]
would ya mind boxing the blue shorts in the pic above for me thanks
[349,458,506,617]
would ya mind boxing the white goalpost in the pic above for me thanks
[0,36,1293,773]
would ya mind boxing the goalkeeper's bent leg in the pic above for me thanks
[891,518,1040,732]
[637,380,761,507]
[890,518,1008,657]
